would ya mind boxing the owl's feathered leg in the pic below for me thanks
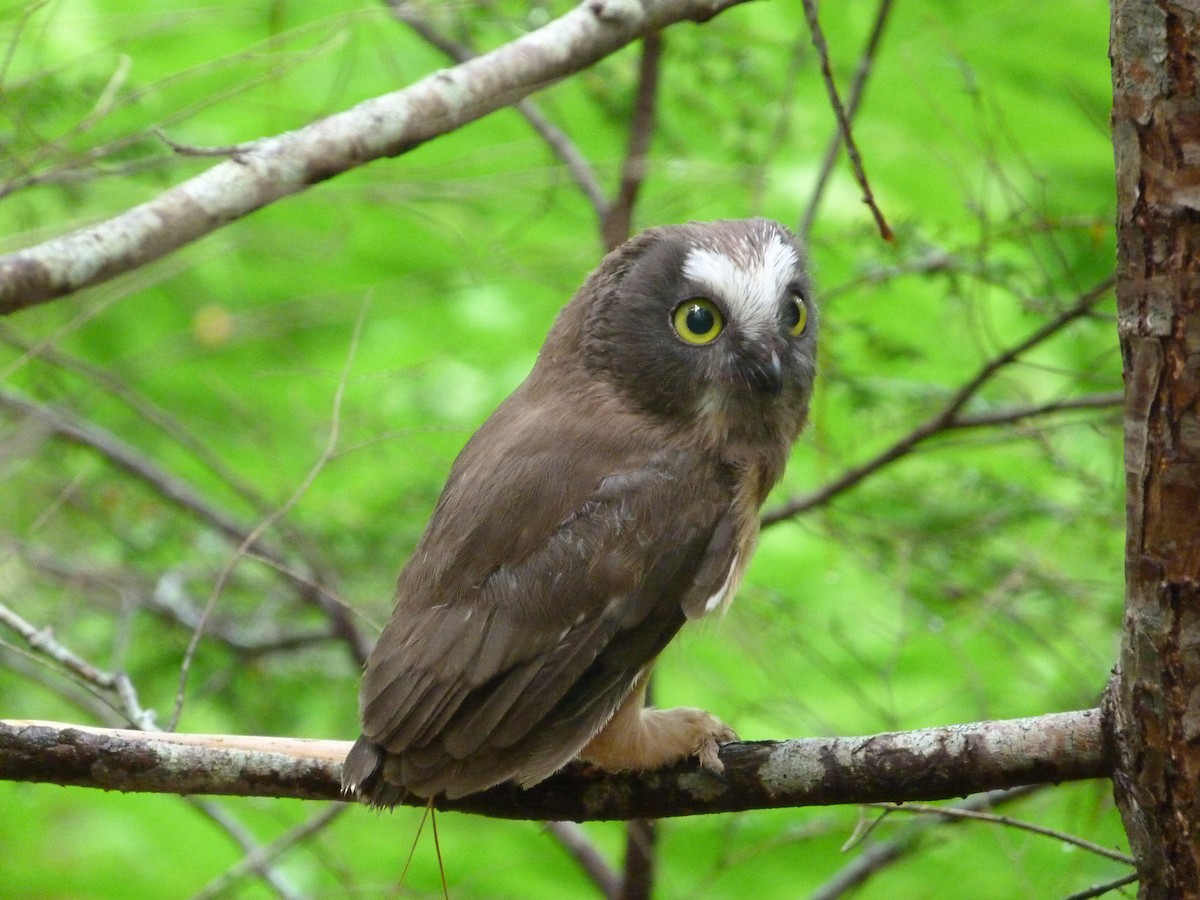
[579,671,737,774]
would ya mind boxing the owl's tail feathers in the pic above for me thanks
[341,735,409,809]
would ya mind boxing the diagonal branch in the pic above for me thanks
[187,798,303,900]
[811,786,1042,900]
[863,801,1134,865]
[192,804,346,900]
[601,31,664,250]
[799,0,895,238]
[0,326,282,521]
[545,821,621,899]
[0,602,154,728]
[762,276,1115,526]
[0,709,1111,820]
[0,0,753,315]
[800,0,891,240]
[169,301,366,729]
[0,387,368,663]
[948,391,1122,429]
[386,1,610,219]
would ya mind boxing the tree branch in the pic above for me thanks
[762,276,1115,526]
[810,786,1042,900]
[619,817,657,900]
[948,391,1122,430]
[0,602,154,729]
[601,31,664,250]
[192,805,345,900]
[799,0,894,238]
[800,0,891,240]
[187,798,303,900]
[0,710,1110,820]
[386,1,610,219]
[863,800,1134,865]
[0,0,752,315]
[0,387,368,663]
[0,325,284,521]
[545,820,621,898]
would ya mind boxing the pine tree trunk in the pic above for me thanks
[1109,1,1200,896]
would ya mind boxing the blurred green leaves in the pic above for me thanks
[0,1,1126,897]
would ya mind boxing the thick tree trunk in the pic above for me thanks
[1109,1,1200,896]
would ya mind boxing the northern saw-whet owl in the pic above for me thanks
[343,218,817,804]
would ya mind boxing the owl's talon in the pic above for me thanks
[696,736,724,773]
[695,723,737,773]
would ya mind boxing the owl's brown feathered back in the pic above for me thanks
[343,218,817,803]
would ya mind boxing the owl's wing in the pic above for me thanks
[346,400,741,801]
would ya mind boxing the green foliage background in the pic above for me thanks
[0,1,1126,896]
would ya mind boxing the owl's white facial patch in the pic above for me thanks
[681,231,798,331]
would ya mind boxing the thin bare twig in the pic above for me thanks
[152,127,258,158]
[0,386,256,541]
[5,31,131,176]
[0,325,276,516]
[748,35,808,213]
[1062,873,1140,900]
[846,797,1138,900]
[77,55,132,133]
[192,804,346,900]
[169,301,367,730]
[187,798,300,900]
[1,325,345,612]
[0,0,51,89]
[0,601,154,728]
[1,20,353,204]
[545,822,621,899]
[762,276,1115,526]
[799,0,895,238]
[950,391,1122,430]
[0,386,367,663]
[602,32,664,250]
[514,104,611,222]
[147,567,335,656]
[0,641,120,723]
[6,539,337,657]
[0,156,180,200]
[386,2,609,218]
[800,0,892,240]
[811,786,1043,900]
[863,801,1134,865]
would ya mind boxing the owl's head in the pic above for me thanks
[570,218,817,447]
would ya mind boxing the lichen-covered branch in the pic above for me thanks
[0,0,751,315]
[762,277,1114,526]
[0,710,1110,820]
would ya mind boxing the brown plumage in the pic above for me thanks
[343,218,818,804]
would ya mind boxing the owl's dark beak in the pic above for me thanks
[744,348,783,396]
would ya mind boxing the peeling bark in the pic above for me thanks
[1110,1,1200,895]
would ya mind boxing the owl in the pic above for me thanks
[342,218,817,805]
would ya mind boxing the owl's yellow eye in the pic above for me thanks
[784,293,809,336]
[672,299,724,345]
